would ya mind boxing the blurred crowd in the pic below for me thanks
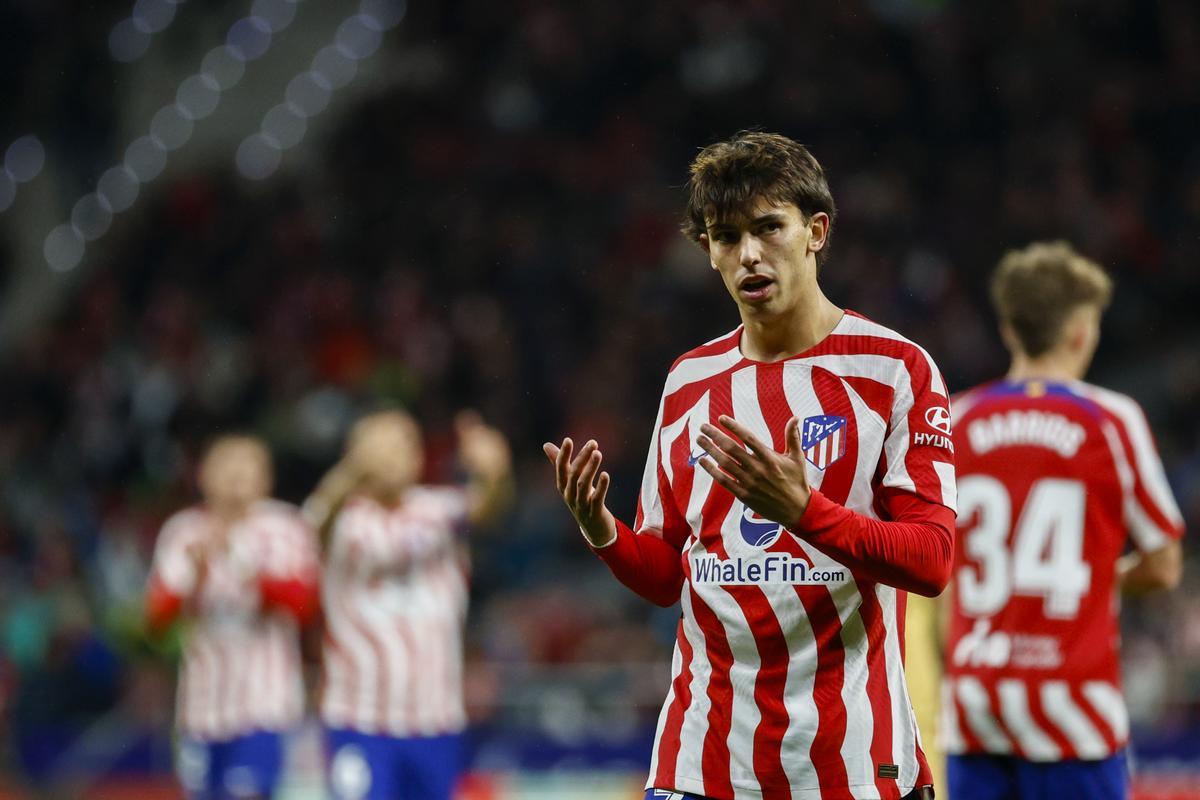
[2,0,1200,785]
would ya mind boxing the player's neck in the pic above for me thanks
[739,290,842,363]
[1007,350,1085,384]
[209,500,252,524]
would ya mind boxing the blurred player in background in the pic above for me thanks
[545,131,955,800]
[146,435,320,800]
[941,242,1185,799]
[307,409,512,800]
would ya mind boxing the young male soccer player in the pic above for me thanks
[307,410,512,800]
[146,435,319,800]
[545,131,956,800]
[941,242,1184,799]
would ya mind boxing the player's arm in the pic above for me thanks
[543,437,685,607]
[302,459,364,544]
[697,415,954,597]
[1118,542,1183,594]
[258,514,321,626]
[145,519,206,634]
[1109,396,1186,594]
[456,411,515,527]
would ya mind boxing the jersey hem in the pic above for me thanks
[649,774,917,799]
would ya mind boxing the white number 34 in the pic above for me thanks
[956,475,1092,619]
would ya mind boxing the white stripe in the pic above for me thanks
[939,680,966,754]
[878,583,920,788]
[647,642,683,784]
[997,680,1062,761]
[664,350,738,396]
[837,603,878,795]
[673,588,713,788]
[932,461,957,510]
[1082,681,1130,745]
[730,365,821,790]
[1040,681,1109,759]
[838,314,948,396]
[1080,384,1183,527]
[955,676,1013,753]
[638,389,669,533]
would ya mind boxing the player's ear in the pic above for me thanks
[698,233,718,270]
[806,212,830,256]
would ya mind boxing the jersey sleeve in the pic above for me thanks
[1104,398,1185,552]
[149,512,202,596]
[878,347,957,515]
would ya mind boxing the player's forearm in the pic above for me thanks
[303,462,360,535]
[466,471,515,527]
[1118,543,1183,594]
[260,575,320,625]
[792,490,954,597]
[591,519,685,607]
[145,578,186,633]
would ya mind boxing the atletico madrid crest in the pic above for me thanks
[801,415,847,470]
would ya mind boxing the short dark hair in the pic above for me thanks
[990,240,1113,357]
[683,131,837,264]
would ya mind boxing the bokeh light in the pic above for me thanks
[5,135,45,184]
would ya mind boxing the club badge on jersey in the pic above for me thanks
[802,414,847,470]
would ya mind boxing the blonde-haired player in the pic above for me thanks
[308,409,512,800]
[147,435,319,800]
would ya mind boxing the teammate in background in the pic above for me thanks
[307,409,512,800]
[545,131,955,800]
[146,435,320,800]
[942,242,1185,799]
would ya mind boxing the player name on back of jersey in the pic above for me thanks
[967,410,1086,458]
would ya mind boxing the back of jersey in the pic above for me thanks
[942,379,1183,761]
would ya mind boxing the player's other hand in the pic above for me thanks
[456,411,512,481]
[697,415,812,529]
[542,438,617,548]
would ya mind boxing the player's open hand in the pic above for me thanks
[542,438,617,548]
[456,411,512,482]
[697,415,812,529]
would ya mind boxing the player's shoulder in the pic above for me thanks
[1068,381,1148,424]
[834,311,948,393]
[406,484,468,515]
[662,327,742,391]
[160,506,207,539]
[251,498,313,534]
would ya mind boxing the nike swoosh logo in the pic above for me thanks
[687,451,705,466]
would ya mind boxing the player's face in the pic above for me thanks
[700,199,828,319]
[349,413,424,494]
[199,439,272,510]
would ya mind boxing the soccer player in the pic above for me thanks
[146,435,319,800]
[544,131,955,800]
[941,241,1185,799]
[308,409,512,800]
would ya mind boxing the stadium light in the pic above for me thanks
[109,0,188,63]
[236,0,405,181]
[45,0,304,272]
[0,136,44,214]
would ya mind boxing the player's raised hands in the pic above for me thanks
[697,415,812,529]
[543,438,618,548]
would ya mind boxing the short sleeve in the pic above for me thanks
[150,511,203,595]
[879,349,957,513]
[1103,398,1185,552]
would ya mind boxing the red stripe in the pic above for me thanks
[758,364,850,791]
[1070,682,1120,754]
[949,685,986,754]
[808,369,900,796]
[1025,679,1076,759]
[653,617,694,789]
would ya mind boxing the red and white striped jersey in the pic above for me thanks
[320,487,470,737]
[942,379,1184,762]
[638,312,957,799]
[149,500,317,740]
